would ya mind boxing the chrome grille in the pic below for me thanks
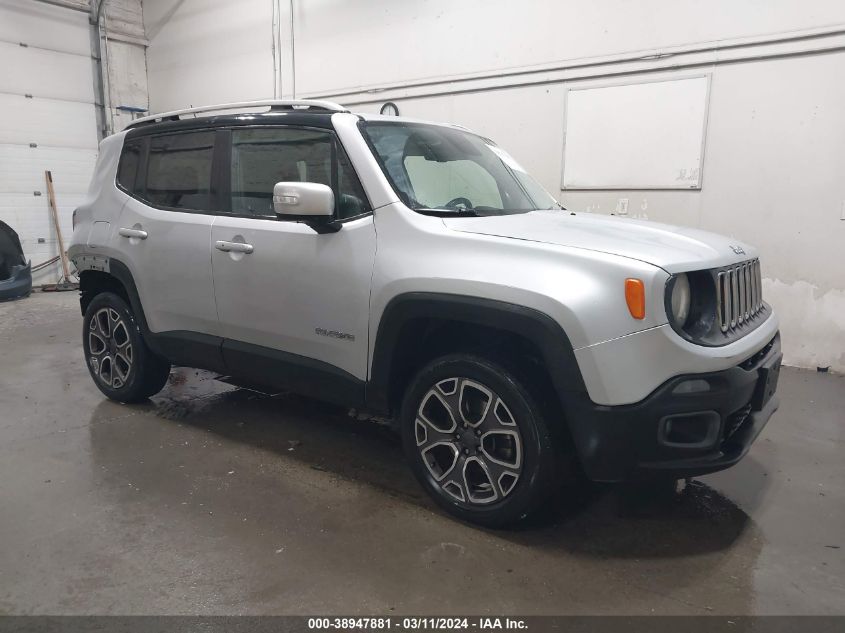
[717,259,763,333]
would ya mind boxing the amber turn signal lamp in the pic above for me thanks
[625,278,646,319]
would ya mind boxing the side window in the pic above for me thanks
[230,128,369,219]
[116,140,141,193]
[231,128,332,217]
[145,131,214,210]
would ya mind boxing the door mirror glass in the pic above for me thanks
[273,182,334,218]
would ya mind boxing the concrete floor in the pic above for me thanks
[0,291,842,616]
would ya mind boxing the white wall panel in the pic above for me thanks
[0,0,90,55]
[0,41,93,103]
[0,0,100,285]
[0,145,97,195]
[145,0,273,113]
[289,0,845,95]
[0,194,81,252]
[0,94,97,149]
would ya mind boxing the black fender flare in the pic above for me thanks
[106,259,149,332]
[79,258,160,355]
[78,257,149,333]
[366,292,587,413]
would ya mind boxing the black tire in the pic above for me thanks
[400,354,562,527]
[82,292,170,402]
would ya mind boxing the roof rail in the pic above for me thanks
[125,99,348,130]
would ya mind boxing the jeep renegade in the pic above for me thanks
[69,100,782,526]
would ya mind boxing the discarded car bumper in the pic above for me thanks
[0,262,32,301]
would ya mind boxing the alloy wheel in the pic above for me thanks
[88,307,133,389]
[415,377,523,505]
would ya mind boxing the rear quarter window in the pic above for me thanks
[116,140,142,193]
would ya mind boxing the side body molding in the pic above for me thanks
[366,293,588,414]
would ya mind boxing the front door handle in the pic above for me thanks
[118,227,148,239]
[215,240,254,254]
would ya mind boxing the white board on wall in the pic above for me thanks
[562,75,710,190]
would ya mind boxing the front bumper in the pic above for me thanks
[564,333,782,482]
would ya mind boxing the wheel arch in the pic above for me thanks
[366,293,588,417]
[78,258,151,339]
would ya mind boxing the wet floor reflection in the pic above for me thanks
[80,368,772,613]
[514,478,752,559]
[88,368,760,563]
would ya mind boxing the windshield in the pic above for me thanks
[360,121,560,216]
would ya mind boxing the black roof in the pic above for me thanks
[125,110,341,139]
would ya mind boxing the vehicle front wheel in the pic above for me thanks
[400,354,560,527]
[82,292,170,402]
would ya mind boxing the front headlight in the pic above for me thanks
[670,273,691,326]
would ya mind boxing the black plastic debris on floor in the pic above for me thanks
[0,220,32,302]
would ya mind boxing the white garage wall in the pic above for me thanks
[0,0,148,285]
[292,0,845,96]
[0,0,98,284]
[144,0,274,110]
[143,0,845,373]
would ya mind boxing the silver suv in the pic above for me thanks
[69,100,782,526]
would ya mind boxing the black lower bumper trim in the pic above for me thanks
[638,393,779,475]
[564,333,782,482]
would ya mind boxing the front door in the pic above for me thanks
[210,126,376,401]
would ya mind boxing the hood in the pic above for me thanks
[442,210,755,272]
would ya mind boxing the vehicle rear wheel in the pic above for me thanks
[82,292,170,402]
[400,354,560,527]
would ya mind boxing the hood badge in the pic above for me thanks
[730,245,746,255]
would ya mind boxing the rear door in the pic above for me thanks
[115,130,222,367]
[210,126,376,400]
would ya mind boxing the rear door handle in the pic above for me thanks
[215,240,254,254]
[118,227,148,239]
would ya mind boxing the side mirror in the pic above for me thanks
[273,182,340,233]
